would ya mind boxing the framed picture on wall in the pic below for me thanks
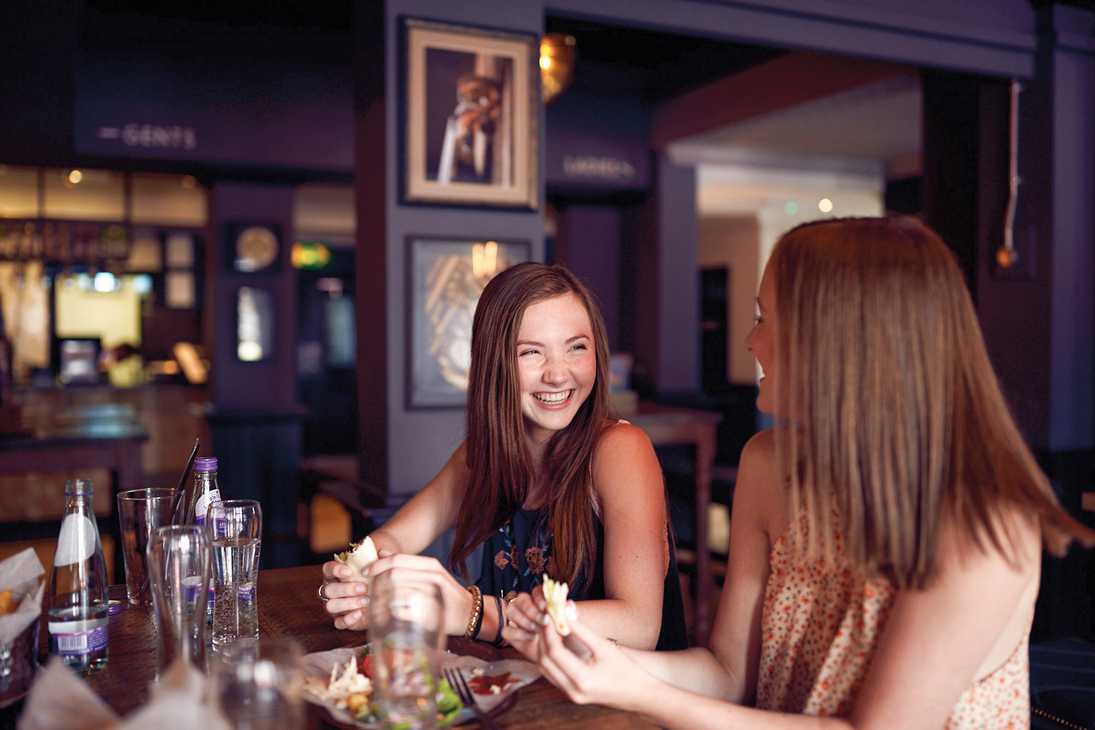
[407,236,530,409]
[403,18,539,209]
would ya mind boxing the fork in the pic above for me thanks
[444,667,502,730]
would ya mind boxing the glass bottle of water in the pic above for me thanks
[186,456,222,622]
[47,479,109,674]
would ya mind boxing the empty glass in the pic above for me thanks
[146,525,210,673]
[368,575,445,730]
[210,637,304,730]
[117,488,177,606]
[207,500,262,647]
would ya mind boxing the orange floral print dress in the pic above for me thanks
[755,516,1031,727]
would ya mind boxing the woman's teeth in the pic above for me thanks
[534,390,571,404]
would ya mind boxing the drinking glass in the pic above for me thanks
[210,637,304,730]
[368,575,445,730]
[146,525,210,673]
[117,487,177,606]
[207,499,262,647]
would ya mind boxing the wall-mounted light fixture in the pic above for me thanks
[540,34,576,104]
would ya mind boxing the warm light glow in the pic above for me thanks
[540,34,576,104]
[291,241,332,270]
[181,175,197,189]
[68,169,83,185]
[818,198,834,213]
[472,240,499,280]
[995,245,1019,269]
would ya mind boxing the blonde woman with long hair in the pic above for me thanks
[507,217,1094,728]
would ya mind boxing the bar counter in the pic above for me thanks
[83,565,657,728]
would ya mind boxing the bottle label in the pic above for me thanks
[49,624,108,656]
[194,489,221,526]
[54,514,98,566]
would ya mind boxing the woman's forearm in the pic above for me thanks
[631,681,849,730]
[367,528,404,555]
[573,598,662,650]
[622,646,744,702]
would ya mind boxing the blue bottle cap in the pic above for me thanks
[194,456,218,472]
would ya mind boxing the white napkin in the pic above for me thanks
[18,657,230,730]
[0,548,45,649]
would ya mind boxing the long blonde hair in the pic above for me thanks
[771,216,1093,588]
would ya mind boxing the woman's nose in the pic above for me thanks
[541,358,567,384]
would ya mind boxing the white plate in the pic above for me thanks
[301,645,540,727]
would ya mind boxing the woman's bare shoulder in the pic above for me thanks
[734,428,784,537]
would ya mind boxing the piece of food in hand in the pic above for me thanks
[0,589,15,615]
[542,575,571,636]
[334,536,379,579]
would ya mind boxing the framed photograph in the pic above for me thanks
[403,18,539,209]
[407,236,530,409]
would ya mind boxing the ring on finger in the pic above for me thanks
[317,582,331,603]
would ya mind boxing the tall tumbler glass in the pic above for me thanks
[368,575,445,730]
[207,499,262,647]
[117,488,177,606]
[147,525,210,673]
[210,637,304,730]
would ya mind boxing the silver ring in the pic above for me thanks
[317,582,331,603]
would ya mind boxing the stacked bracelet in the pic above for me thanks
[464,585,484,639]
[491,595,505,646]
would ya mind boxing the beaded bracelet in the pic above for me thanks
[464,585,483,639]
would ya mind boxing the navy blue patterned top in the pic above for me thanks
[475,505,688,651]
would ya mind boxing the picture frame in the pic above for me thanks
[406,236,531,409]
[402,18,539,209]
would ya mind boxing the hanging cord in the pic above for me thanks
[998,80,1021,268]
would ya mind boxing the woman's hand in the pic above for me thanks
[500,587,545,659]
[533,603,658,710]
[366,554,474,637]
[319,560,371,630]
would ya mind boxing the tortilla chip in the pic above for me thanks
[542,575,570,636]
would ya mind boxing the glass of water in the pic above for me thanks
[207,499,262,647]
[146,525,210,673]
[368,575,445,730]
[210,637,304,730]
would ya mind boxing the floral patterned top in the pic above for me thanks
[475,505,689,650]
[756,515,1032,727]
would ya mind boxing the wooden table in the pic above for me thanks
[83,565,656,728]
[630,403,721,646]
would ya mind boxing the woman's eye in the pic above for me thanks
[570,343,588,352]
[519,349,539,358]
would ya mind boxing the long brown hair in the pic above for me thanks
[771,216,1093,588]
[450,263,611,587]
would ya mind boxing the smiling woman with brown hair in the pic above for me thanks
[510,217,1094,729]
[319,262,687,652]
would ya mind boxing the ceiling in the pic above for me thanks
[673,74,922,180]
[544,15,779,101]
